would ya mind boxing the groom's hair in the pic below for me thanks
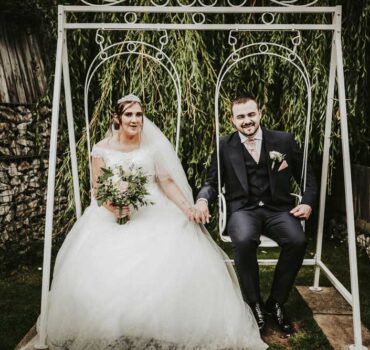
[231,94,259,115]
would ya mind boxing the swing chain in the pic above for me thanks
[228,30,239,61]
[289,29,302,61]
[95,29,108,60]
[156,30,169,61]
[292,30,302,48]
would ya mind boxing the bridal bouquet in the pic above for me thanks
[95,164,154,225]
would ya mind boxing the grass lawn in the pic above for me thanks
[1,236,369,350]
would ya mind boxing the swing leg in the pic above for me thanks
[63,30,82,219]
[35,6,65,350]
[310,33,337,293]
[335,8,366,349]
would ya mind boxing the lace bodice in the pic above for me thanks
[91,144,160,183]
[90,143,173,209]
[90,134,194,205]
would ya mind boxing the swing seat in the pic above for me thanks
[221,233,279,248]
[219,193,302,248]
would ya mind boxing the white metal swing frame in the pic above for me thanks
[36,1,366,349]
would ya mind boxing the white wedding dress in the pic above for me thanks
[45,122,268,350]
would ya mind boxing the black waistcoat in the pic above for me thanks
[242,140,272,205]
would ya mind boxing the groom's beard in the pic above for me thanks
[240,122,259,137]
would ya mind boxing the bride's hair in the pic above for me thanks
[112,99,145,130]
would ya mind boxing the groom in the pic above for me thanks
[194,94,317,333]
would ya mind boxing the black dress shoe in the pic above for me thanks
[249,302,266,332]
[265,298,292,334]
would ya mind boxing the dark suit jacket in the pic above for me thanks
[196,127,317,215]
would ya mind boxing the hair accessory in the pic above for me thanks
[117,94,141,105]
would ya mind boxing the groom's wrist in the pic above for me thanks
[196,198,208,206]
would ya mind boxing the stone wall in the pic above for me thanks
[0,104,67,268]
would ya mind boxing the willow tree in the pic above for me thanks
[24,0,370,237]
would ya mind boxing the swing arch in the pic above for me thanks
[83,38,183,200]
[214,41,312,242]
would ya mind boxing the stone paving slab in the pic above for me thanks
[15,324,37,350]
[297,286,370,350]
[314,314,370,350]
[297,286,352,315]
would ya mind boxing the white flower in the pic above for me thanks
[111,174,121,187]
[112,167,121,177]
[269,151,285,170]
[119,181,129,193]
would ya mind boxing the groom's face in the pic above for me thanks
[231,100,261,137]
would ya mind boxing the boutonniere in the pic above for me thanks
[269,151,286,170]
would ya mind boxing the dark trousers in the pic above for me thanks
[227,206,307,304]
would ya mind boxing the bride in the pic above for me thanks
[45,94,268,350]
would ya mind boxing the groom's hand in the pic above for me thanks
[290,204,312,220]
[194,199,211,224]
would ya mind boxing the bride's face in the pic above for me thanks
[118,103,144,137]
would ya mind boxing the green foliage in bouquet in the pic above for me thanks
[95,164,154,225]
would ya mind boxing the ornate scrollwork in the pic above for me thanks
[289,30,302,61]
[192,12,206,24]
[228,30,239,61]
[156,30,169,60]
[261,12,275,25]
[150,0,170,6]
[81,0,319,6]
[80,0,126,6]
[269,0,319,6]
[124,12,138,24]
[81,0,319,7]
[95,29,108,60]
[84,39,183,164]
[198,0,218,6]
[227,0,248,6]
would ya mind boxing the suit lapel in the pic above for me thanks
[262,127,276,195]
[228,133,249,193]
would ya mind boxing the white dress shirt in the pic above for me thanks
[238,127,263,158]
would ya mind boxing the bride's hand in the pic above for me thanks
[184,205,196,222]
[194,200,211,224]
[105,201,130,218]
[113,205,130,219]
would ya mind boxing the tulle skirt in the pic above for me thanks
[45,187,267,350]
